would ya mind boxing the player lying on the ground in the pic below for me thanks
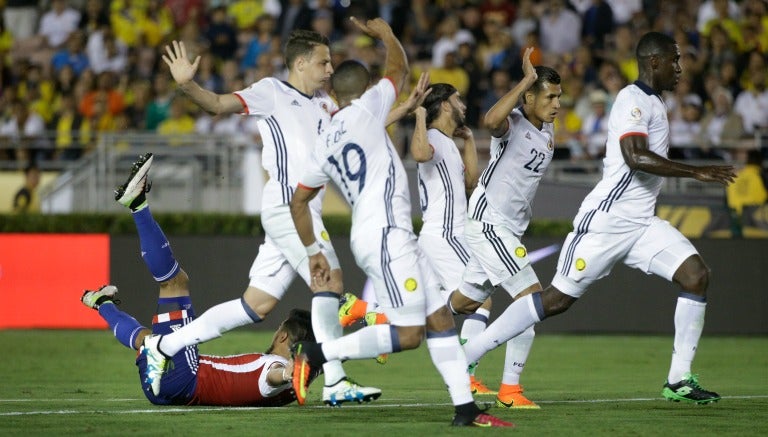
[80,153,316,406]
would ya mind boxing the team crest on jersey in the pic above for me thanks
[320,230,330,241]
[547,139,553,150]
[630,107,642,120]
[404,278,418,292]
[575,258,587,271]
[515,247,527,258]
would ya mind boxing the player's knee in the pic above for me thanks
[542,287,576,317]
[396,326,425,350]
[449,292,482,314]
[159,269,190,293]
[678,263,710,294]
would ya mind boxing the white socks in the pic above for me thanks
[668,296,706,383]
[311,294,346,385]
[460,308,490,343]
[321,324,396,361]
[501,326,535,385]
[463,293,540,364]
[159,298,254,357]
[427,334,474,406]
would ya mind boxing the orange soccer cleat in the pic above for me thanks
[495,384,540,409]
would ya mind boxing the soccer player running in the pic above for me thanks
[461,32,736,404]
[81,153,315,407]
[140,30,381,405]
[435,47,559,410]
[288,17,512,427]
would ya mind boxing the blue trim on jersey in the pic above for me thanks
[561,209,597,276]
[426,328,459,339]
[313,291,341,300]
[679,292,706,303]
[482,223,521,275]
[266,116,291,204]
[436,160,455,238]
[380,228,403,307]
[598,171,635,212]
[471,193,487,221]
[383,150,397,227]
[478,140,507,187]
[417,169,428,212]
[633,80,657,96]
[446,235,471,264]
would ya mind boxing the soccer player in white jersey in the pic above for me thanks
[461,32,736,404]
[435,47,559,410]
[140,30,381,405]
[289,17,512,427]
[82,155,316,407]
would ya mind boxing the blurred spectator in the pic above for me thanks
[145,73,173,131]
[432,15,475,69]
[605,0,642,26]
[157,97,196,139]
[697,0,740,32]
[311,8,342,43]
[165,0,206,29]
[479,0,516,27]
[700,0,744,50]
[79,71,125,118]
[733,68,768,135]
[0,98,48,162]
[740,0,768,54]
[205,6,238,62]
[581,0,614,52]
[480,68,511,122]
[727,149,767,215]
[276,0,313,43]
[700,86,745,151]
[3,0,38,41]
[240,14,277,71]
[553,94,583,160]
[509,0,538,49]
[78,0,110,34]
[87,28,129,74]
[51,91,87,161]
[539,0,581,56]
[669,94,707,160]
[51,31,90,76]
[607,25,638,83]
[38,0,81,50]
[428,51,469,98]
[12,162,40,214]
[456,40,484,127]
[227,0,281,30]
[123,79,151,130]
[141,0,175,47]
[577,89,610,159]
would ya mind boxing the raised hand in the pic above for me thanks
[349,17,394,40]
[521,46,537,82]
[401,72,432,115]
[162,40,201,85]
[694,165,737,185]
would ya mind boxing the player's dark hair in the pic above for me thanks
[331,60,370,102]
[529,66,561,95]
[423,83,458,125]
[635,31,676,60]
[284,29,329,69]
[281,309,315,344]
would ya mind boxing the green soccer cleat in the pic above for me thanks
[115,153,153,210]
[81,285,120,310]
[662,372,721,404]
[338,293,363,327]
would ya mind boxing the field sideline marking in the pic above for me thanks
[1,395,767,416]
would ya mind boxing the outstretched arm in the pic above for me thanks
[620,135,736,185]
[386,72,431,127]
[455,126,479,196]
[351,17,409,94]
[289,185,331,281]
[162,40,243,115]
[484,47,537,137]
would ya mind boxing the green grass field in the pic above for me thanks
[1,330,766,436]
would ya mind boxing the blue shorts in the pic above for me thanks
[135,305,199,405]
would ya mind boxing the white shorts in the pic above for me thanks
[352,227,445,327]
[462,218,540,300]
[552,210,698,298]
[248,205,340,300]
[418,231,471,294]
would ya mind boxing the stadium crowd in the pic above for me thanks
[0,0,766,167]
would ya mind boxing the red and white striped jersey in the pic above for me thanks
[189,353,295,407]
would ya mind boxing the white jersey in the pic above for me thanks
[417,128,467,238]
[300,78,412,240]
[235,78,337,213]
[468,108,555,235]
[577,81,668,221]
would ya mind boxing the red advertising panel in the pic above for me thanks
[0,234,109,329]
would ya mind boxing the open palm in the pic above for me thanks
[162,40,200,85]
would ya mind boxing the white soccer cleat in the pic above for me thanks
[115,153,153,208]
[80,285,120,310]
[141,334,168,396]
[322,377,382,406]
